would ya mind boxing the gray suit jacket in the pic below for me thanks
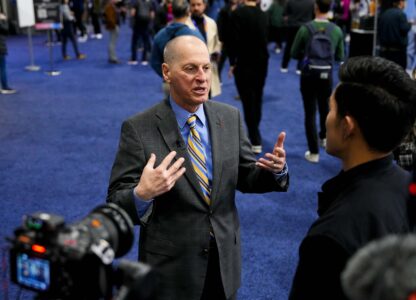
[107,99,289,300]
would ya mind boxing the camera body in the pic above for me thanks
[8,204,136,299]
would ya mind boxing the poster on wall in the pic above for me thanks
[16,0,35,28]
[33,0,61,30]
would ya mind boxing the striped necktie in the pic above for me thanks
[187,115,211,205]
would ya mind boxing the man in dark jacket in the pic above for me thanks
[289,56,416,300]
[228,0,269,153]
[378,0,412,69]
[0,13,16,94]
[216,0,238,82]
[280,0,314,73]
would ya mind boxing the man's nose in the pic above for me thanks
[195,67,208,81]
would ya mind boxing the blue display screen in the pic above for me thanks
[16,253,50,291]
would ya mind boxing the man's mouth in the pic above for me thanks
[193,87,207,95]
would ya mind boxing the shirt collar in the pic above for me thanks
[169,97,207,129]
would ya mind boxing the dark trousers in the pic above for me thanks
[269,25,284,49]
[218,44,229,83]
[282,26,302,70]
[90,11,102,34]
[300,71,332,154]
[61,21,80,57]
[0,54,9,89]
[131,22,151,61]
[380,48,407,69]
[73,9,87,36]
[234,61,268,146]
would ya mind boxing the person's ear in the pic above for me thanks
[162,63,171,83]
[342,115,356,140]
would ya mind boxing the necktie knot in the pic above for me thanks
[187,115,197,129]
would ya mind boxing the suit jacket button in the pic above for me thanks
[203,248,209,254]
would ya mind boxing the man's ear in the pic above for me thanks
[342,115,356,140]
[162,63,171,83]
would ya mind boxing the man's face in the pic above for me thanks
[190,0,206,17]
[164,39,212,112]
[325,92,345,158]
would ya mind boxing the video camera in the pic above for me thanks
[7,203,156,300]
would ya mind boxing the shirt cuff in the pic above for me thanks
[273,162,288,181]
[132,190,153,223]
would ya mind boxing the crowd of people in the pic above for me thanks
[3,0,416,298]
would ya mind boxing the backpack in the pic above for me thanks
[302,21,335,79]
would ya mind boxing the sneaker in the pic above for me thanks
[305,151,319,163]
[275,48,281,54]
[319,138,327,148]
[128,60,138,65]
[280,68,288,73]
[296,70,301,75]
[252,145,262,154]
[141,61,149,66]
[77,54,86,60]
[1,88,17,94]
[109,59,120,64]
[63,55,71,60]
[96,33,103,39]
[78,35,88,43]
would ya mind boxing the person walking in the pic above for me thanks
[0,12,16,94]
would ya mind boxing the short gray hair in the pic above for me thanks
[342,234,416,300]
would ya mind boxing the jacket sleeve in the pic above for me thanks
[290,25,307,60]
[107,120,146,225]
[236,110,289,193]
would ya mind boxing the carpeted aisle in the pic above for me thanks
[0,21,340,299]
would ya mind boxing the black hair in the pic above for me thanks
[172,0,189,18]
[334,56,416,153]
[316,0,332,13]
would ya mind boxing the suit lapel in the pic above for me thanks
[205,102,224,208]
[156,100,208,206]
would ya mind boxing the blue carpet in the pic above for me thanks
[0,21,341,299]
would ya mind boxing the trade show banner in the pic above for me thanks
[16,0,35,28]
[33,0,61,30]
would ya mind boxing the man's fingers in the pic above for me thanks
[167,157,185,175]
[146,153,156,169]
[172,167,186,182]
[275,131,286,149]
[159,151,178,169]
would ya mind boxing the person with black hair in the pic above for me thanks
[289,56,416,300]
[291,0,344,163]
[342,234,416,300]
[280,0,314,73]
[228,0,270,154]
[378,0,412,69]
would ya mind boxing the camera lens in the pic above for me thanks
[77,203,135,257]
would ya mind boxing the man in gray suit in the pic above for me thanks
[107,35,289,300]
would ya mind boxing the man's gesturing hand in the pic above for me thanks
[134,151,186,200]
[256,132,286,173]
